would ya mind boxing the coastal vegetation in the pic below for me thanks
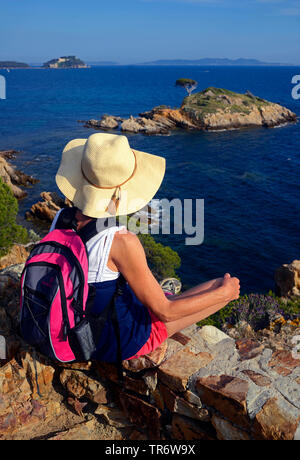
[175,78,198,96]
[0,178,28,257]
[198,292,300,331]
[139,233,181,280]
[181,87,269,120]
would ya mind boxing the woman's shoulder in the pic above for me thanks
[113,228,140,247]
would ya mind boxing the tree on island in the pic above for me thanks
[175,78,198,96]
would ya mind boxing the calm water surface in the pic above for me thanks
[0,66,299,293]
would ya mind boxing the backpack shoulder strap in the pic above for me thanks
[54,208,102,245]
[77,219,98,244]
[77,217,119,244]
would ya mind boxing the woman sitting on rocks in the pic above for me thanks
[52,133,240,362]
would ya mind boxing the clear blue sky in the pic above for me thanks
[1,0,299,64]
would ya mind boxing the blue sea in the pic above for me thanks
[0,66,299,293]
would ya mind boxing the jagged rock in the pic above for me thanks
[0,258,300,440]
[0,245,29,271]
[47,418,125,440]
[275,260,300,297]
[253,397,300,440]
[212,414,250,440]
[99,115,119,129]
[121,116,170,135]
[199,325,231,346]
[60,368,109,404]
[94,405,134,428]
[26,191,70,222]
[0,150,38,199]
[84,115,122,130]
[181,87,297,130]
[85,87,297,136]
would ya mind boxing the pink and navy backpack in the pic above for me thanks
[20,208,124,369]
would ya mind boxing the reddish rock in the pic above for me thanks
[253,397,300,440]
[195,375,250,429]
[236,339,264,360]
[95,405,133,429]
[241,369,272,387]
[48,418,124,441]
[26,191,69,223]
[171,414,216,440]
[0,413,17,436]
[60,368,108,404]
[159,383,210,422]
[129,429,148,440]
[183,390,202,407]
[275,260,300,297]
[119,392,162,440]
[124,375,149,396]
[212,415,250,440]
[170,332,191,346]
[123,340,169,372]
[0,245,29,271]
[158,383,177,412]
[268,350,300,376]
[158,349,213,392]
[95,361,120,382]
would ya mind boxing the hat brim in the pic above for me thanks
[56,138,166,218]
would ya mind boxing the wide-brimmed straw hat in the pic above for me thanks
[56,133,166,218]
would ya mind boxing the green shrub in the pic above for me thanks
[138,233,181,281]
[197,292,300,330]
[0,178,28,257]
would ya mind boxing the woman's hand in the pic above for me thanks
[220,273,240,302]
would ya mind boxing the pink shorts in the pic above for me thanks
[127,308,168,360]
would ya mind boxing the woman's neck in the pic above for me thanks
[75,209,94,231]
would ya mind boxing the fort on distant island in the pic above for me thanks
[0,56,89,69]
[43,56,89,68]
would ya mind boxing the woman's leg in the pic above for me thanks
[164,300,227,337]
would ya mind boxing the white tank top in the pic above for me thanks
[50,209,126,284]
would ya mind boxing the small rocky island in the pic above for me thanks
[0,61,30,69]
[43,56,89,69]
[83,87,297,135]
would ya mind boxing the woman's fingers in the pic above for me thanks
[222,274,240,301]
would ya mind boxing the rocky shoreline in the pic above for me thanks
[0,262,299,440]
[0,148,299,440]
[82,87,297,135]
[0,150,38,199]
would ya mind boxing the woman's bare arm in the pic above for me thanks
[110,231,240,323]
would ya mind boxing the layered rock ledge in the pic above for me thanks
[0,264,299,440]
[82,87,297,135]
[0,150,38,199]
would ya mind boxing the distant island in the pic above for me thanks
[139,58,292,67]
[0,61,30,69]
[43,56,89,68]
